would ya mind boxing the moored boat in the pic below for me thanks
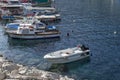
[35,12,61,22]
[0,0,24,15]
[7,22,60,39]
[44,45,90,64]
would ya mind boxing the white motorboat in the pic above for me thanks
[44,45,90,64]
[23,6,58,16]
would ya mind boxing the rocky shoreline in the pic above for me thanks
[0,54,74,80]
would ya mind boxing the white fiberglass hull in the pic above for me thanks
[36,14,61,21]
[44,54,90,64]
[44,48,90,64]
[8,33,60,39]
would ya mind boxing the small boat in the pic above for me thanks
[7,22,61,39]
[44,45,90,64]
[0,0,24,16]
[35,11,61,22]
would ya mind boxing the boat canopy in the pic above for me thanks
[2,16,15,19]
[47,26,56,30]
[32,0,49,3]
[6,23,19,29]
[25,6,55,11]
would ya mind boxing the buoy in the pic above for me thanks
[73,20,76,22]
[114,31,117,34]
[67,33,69,36]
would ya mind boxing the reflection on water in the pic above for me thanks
[8,37,61,47]
[49,57,90,73]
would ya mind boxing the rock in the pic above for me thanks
[41,72,59,80]
[26,67,42,76]
[16,64,23,67]
[26,71,42,76]
[60,75,74,80]
[4,79,20,80]
[0,56,74,80]
[2,62,19,73]
[0,54,3,57]
[45,72,59,79]
[0,57,7,62]
[0,62,3,68]
[0,72,6,80]
[18,66,28,74]
[11,70,19,75]
[8,74,21,79]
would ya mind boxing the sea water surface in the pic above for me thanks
[0,0,120,80]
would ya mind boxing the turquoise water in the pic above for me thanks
[1,0,120,80]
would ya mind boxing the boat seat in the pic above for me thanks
[66,52,70,54]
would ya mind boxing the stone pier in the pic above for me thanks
[0,54,74,80]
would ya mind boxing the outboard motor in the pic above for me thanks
[81,45,89,51]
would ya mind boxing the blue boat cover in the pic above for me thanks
[47,26,56,30]
[2,16,15,19]
[6,23,19,29]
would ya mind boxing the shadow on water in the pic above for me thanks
[7,37,61,47]
[0,19,13,26]
[48,57,90,73]
[41,19,61,25]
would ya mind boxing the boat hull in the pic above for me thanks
[36,14,61,22]
[8,33,60,39]
[44,53,90,64]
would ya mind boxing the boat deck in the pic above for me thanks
[49,47,77,57]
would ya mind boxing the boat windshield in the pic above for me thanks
[6,23,19,29]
